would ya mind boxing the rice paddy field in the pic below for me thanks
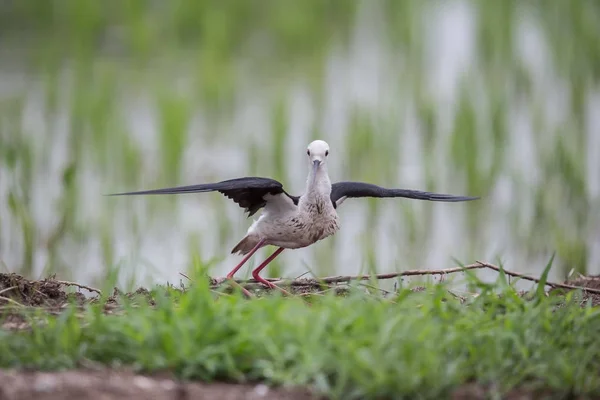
[1,1,600,399]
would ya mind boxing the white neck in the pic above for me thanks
[304,163,331,200]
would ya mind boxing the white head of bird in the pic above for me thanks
[306,139,331,190]
[307,139,330,164]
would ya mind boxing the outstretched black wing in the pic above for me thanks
[330,181,479,208]
[107,177,299,217]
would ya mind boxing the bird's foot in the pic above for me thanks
[253,276,292,296]
[270,283,293,297]
[226,278,254,298]
[214,277,229,285]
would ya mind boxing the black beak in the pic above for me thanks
[311,159,321,181]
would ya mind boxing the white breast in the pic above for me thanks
[250,195,339,249]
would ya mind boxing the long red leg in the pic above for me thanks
[226,238,265,297]
[226,238,266,279]
[251,247,292,296]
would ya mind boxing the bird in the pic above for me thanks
[108,139,479,297]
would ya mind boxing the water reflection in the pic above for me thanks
[0,1,598,289]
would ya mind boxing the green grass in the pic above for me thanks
[1,4,598,396]
[1,271,599,399]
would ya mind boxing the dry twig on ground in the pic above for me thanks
[214,261,600,295]
[55,280,102,296]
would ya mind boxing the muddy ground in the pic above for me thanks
[0,368,319,400]
[2,368,596,400]
[1,272,600,400]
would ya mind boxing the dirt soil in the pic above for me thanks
[0,369,597,400]
[0,369,319,400]
[0,272,88,309]
[540,275,600,308]
[2,272,600,400]
[563,275,600,306]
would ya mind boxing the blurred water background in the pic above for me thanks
[0,0,599,289]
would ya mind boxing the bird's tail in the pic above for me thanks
[231,235,261,255]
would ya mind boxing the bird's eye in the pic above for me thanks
[307,149,310,156]
[325,150,329,156]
